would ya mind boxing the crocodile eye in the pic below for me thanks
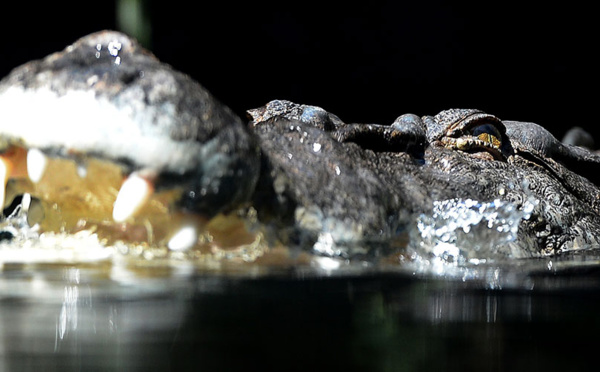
[471,123,502,147]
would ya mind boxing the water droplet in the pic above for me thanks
[334,165,341,175]
[108,40,122,56]
[106,40,123,65]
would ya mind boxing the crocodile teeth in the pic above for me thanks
[0,157,9,208]
[27,148,48,184]
[112,172,154,222]
[167,226,198,251]
[455,138,468,149]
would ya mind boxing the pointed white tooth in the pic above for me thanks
[26,148,48,184]
[112,173,153,222]
[167,226,198,251]
[0,157,8,208]
[21,193,32,211]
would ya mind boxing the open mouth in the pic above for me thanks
[0,145,261,255]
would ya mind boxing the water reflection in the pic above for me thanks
[1,260,600,371]
[0,263,193,371]
[56,268,82,350]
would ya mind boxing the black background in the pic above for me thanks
[2,1,596,140]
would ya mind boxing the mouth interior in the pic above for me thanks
[2,146,261,254]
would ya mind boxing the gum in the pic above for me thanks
[4,147,261,253]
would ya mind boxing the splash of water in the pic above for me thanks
[409,193,538,267]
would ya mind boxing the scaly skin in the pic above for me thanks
[250,101,600,256]
[2,30,599,258]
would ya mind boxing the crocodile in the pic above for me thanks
[0,31,599,260]
[249,100,600,257]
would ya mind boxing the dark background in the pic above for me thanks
[2,1,596,140]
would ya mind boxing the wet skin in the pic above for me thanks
[250,101,600,256]
[0,31,260,250]
[1,31,599,258]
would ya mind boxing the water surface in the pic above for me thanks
[1,248,600,372]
